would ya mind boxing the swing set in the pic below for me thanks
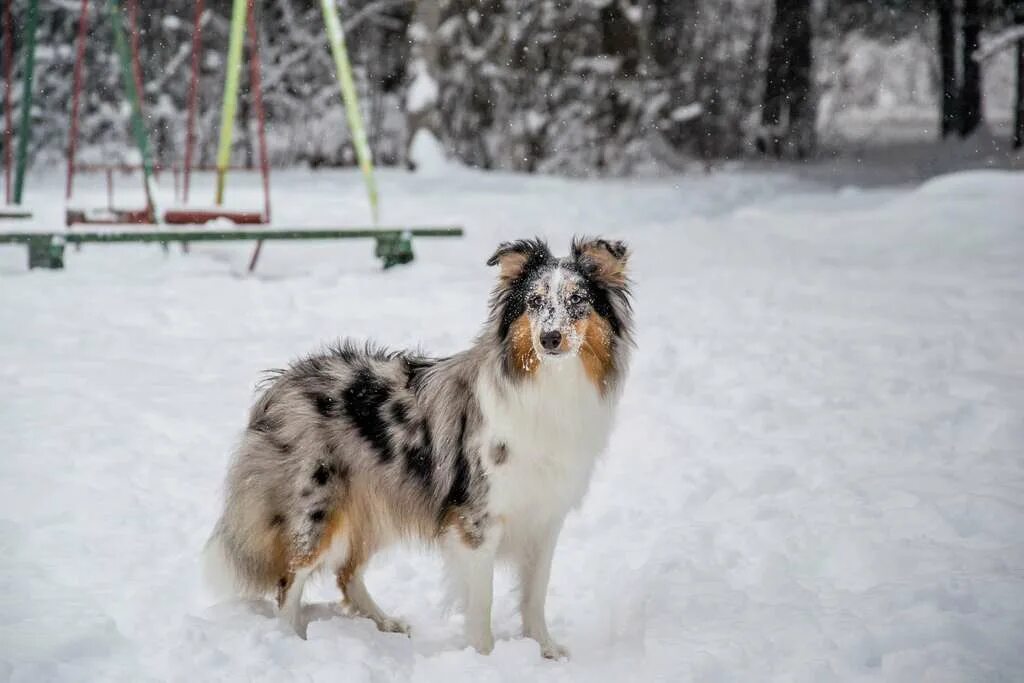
[64,0,270,231]
[2,0,461,270]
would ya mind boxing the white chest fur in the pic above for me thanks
[476,356,616,533]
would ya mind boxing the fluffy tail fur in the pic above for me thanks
[202,510,287,600]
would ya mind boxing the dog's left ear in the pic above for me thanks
[572,237,629,287]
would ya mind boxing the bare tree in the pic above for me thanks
[1015,2,1024,148]
[960,0,983,136]
[937,0,960,137]
[760,0,815,158]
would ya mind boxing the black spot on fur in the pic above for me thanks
[342,369,393,461]
[404,356,437,392]
[309,393,339,418]
[278,577,288,589]
[309,509,326,523]
[390,400,408,425]
[270,513,285,527]
[442,412,471,513]
[312,463,331,486]
[300,488,312,497]
[492,442,508,465]
[404,421,434,484]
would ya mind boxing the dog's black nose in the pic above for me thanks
[540,330,562,351]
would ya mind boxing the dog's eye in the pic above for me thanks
[568,292,587,306]
[527,294,544,309]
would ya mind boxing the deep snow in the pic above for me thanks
[1,164,1023,682]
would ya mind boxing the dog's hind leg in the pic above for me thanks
[337,567,410,634]
[335,533,409,635]
[277,566,313,638]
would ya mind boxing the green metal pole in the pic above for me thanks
[215,0,247,205]
[12,0,39,205]
[320,0,379,224]
[108,0,158,221]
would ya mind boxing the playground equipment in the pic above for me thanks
[1,0,38,219]
[65,0,159,225]
[0,226,462,270]
[1,0,462,271]
[173,0,270,229]
[64,0,276,237]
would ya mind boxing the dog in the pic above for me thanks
[203,237,633,659]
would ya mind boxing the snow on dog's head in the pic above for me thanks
[486,237,633,391]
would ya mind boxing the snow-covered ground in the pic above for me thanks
[1,163,1023,682]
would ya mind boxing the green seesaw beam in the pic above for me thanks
[0,226,463,270]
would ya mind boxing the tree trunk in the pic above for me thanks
[937,0,959,138]
[403,0,440,168]
[960,0,983,137]
[761,0,815,158]
[1015,4,1024,149]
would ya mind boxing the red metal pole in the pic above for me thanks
[183,0,205,204]
[127,0,144,114]
[246,0,271,272]
[247,0,270,223]
[3,0,14,203]
[66,0,90,201]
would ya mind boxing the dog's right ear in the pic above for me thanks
[486,238,551,284]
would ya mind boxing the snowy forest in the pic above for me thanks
[2,0,1023,175]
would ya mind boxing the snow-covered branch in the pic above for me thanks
[973,26,1024,62]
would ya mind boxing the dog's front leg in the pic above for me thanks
[518,520,569,660]
[443,519,502,654]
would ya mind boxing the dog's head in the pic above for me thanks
[486,237,632,384]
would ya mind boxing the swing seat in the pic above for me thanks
[163,208,265,225]
[66,207,152,226]
[0,206,33,220]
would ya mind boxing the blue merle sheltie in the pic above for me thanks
[204,237,633,659]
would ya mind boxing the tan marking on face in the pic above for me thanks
[575,312,614,393]
[509,312,540,377]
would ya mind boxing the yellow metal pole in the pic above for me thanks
[320,0,379,224]
[215,0,247,205]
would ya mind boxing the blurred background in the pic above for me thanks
[5,0,1023,177]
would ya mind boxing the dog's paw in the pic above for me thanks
[539,640,570,661]
[374,616,411,636]
[467,630,495,655]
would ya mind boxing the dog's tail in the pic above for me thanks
[202,522,248,599]
[202,507,286,600]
